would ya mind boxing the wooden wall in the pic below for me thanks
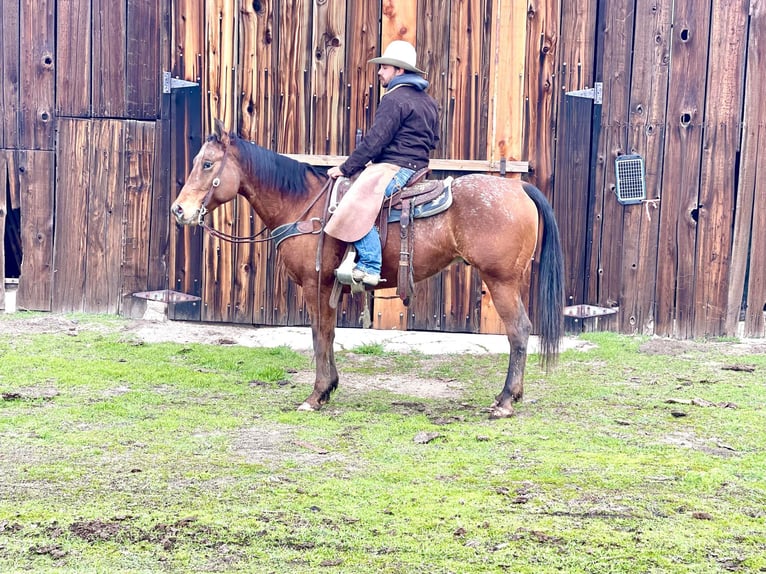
[0,0,171,315]
[2,0,766,340]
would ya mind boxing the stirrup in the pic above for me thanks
[334,247,364,294]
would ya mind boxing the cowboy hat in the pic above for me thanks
[368,40,425,75]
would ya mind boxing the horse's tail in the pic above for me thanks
[521,182,565,369]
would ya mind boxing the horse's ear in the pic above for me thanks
[212,119,230,147]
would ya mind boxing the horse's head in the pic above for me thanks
[171,119,242,225]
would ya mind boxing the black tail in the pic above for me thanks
[522,182,564,369]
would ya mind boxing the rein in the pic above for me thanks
[199,162,334,246]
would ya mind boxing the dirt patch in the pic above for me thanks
[291,369,463,400]
[233,423,351,467]
[639,337,766,356]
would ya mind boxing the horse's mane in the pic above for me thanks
[226,135,326,198]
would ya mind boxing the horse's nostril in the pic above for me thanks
[171,204,183,217]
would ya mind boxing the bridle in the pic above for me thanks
[196,142,333,245]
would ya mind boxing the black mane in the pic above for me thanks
[228,136,326,198]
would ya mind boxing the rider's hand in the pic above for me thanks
[328,166,343,179]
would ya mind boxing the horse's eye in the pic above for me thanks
[202,160,213,170]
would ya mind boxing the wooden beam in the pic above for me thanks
[283,153,527,173]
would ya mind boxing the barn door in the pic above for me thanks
[166,77,204,321]
[554,85,602,325]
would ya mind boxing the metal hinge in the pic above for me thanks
[565,82,603,105]
[162,71,199,94]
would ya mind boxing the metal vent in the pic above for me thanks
[615,154,646,205]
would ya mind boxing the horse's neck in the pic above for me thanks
[239,179,321,230]
[239,184,288,229]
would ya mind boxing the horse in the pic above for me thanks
[171,120,564,419]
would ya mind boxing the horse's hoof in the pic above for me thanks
[297,402,319,412]
[488,404,515,419]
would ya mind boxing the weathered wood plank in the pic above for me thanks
[692,0,748,336]
[239,0,274,144]
[744,124,766,335]
[381,0,417,45]
[174,0,204,81]
[127,0,160,119]
[206,0,237,131]
[655,0,712,337]
[19,0,55,150]
[92,0,127,117]
[487,0,526,164]
[275,0,311,152]
[523,0,559,193]
[592,0,635,333]
[311,0,345,155]
[53,119,91,312]
[120,121,156,318]
[16,151,54,310]
[444,0,492,161]
[0,0,20,148]
[444,263,481,333]
[56,0,92,117]
[203,0,238,322]
[85,120,126,314]
[420,0,450,158]
[730,0,766,336]
[621,0,672,335]
[343,2,380,150]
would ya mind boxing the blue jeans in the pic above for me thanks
[354,167,415,275]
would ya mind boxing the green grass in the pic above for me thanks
[0,314,764,573]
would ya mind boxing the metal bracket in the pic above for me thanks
[132,289,201,303]
[162,71,199,94]
[563,304,618,319]
[565,82,603,105]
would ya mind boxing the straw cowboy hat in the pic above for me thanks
[368,40,426,75]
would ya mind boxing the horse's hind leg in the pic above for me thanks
[297,287,340,411]
[483,280,532,419]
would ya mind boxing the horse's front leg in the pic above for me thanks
[297,285,339,411]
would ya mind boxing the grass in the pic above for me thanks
[0,314,764,573]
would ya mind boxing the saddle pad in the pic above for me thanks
[387,178,453,224]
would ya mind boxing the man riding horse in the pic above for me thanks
[326,40,439,287]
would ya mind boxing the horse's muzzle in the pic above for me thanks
[171,202,199,226]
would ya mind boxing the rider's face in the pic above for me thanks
[378,65,403,88]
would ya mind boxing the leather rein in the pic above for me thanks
[196,144,333,246]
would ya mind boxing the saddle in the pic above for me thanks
[331,168,454,307]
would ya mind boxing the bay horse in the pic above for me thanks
[171,120,564,419]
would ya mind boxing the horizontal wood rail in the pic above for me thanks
[283,154,528,174]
